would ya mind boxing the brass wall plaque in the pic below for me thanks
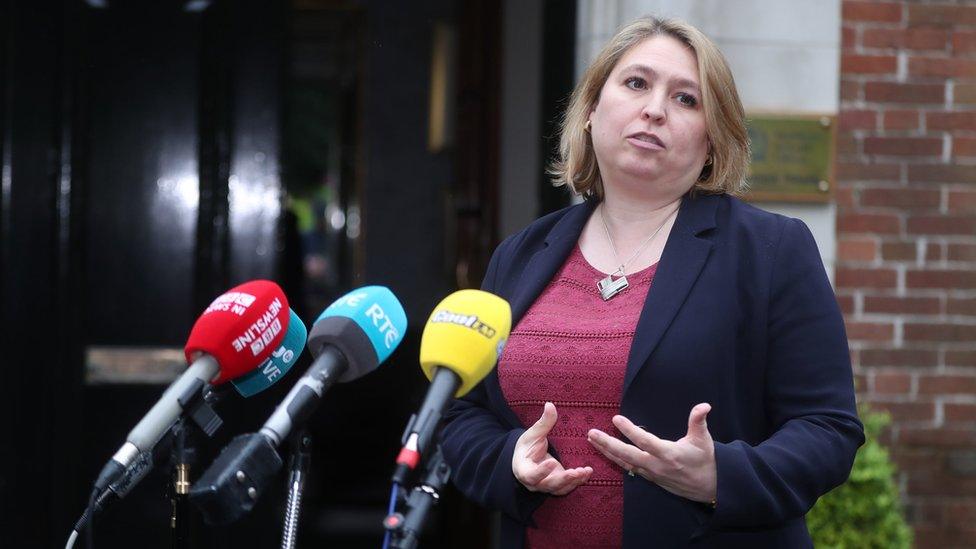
[86,346,185,384]
[745,115,835,203]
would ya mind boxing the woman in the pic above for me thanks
[441,16,863,548]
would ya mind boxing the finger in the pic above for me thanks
[523,402,558,440]
[523,433,551,460]
[587,429,656,470]
[517,456,560,487]
[587,438,634,472]
[610,416,669,457]
[686,403,712,440]
[538,466,593,495]
[535,467,576,493]
[549,470,592,496]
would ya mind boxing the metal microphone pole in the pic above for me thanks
[280,430,312,549]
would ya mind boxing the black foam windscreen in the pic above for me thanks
[306,316,379,382]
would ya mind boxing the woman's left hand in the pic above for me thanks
[587,403,717,504]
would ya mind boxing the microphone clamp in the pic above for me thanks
[189,433,284,525]
[392,414,420,485]
[385,446,452,549]
[175,378,223,437]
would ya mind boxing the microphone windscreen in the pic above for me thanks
[184,280,290,384]
[419,290,511,397]
[306,286,407,382]
[231,308,307,397]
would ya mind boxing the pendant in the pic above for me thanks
[597,269,629,301]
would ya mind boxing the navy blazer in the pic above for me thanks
[441,193,864,548]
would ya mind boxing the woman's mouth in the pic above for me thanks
[627,132,666,150]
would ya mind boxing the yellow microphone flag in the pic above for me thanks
[419,289,512,397]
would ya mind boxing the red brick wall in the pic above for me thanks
[839,2,976,547]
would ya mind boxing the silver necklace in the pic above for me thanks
[596,205,677,301]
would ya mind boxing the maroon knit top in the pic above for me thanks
[498,244,657,549]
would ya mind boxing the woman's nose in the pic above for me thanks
[640,92,667,123]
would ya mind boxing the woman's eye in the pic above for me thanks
[624,76,646,90]
[676,93,698,107]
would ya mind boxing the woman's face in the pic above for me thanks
[588,35,709,199]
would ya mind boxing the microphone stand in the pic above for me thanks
[169,381,225,549]
[385,446,451,549]
[280,430,312,549]
[64,382,223,549]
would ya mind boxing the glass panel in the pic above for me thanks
[282,5,364,317]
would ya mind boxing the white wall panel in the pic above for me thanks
[723,42,840,114]
[576,0,841,280]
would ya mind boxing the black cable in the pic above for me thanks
[86,488,97,549]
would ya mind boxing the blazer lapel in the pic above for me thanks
[508,200,596,323]
[623,194,719,395]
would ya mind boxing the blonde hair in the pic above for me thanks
[549,16,750,199]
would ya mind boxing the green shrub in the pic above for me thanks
[806,405,913,548]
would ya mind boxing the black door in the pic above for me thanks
[2,0,293,546]
[1,0,514,547]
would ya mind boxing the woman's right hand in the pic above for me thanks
[512,402,593,495]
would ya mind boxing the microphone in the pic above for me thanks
[392,289,511,485]
[260,285,407,445]
[189,285,407,525]
[90,280,291,497]
[231,307,307,398]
